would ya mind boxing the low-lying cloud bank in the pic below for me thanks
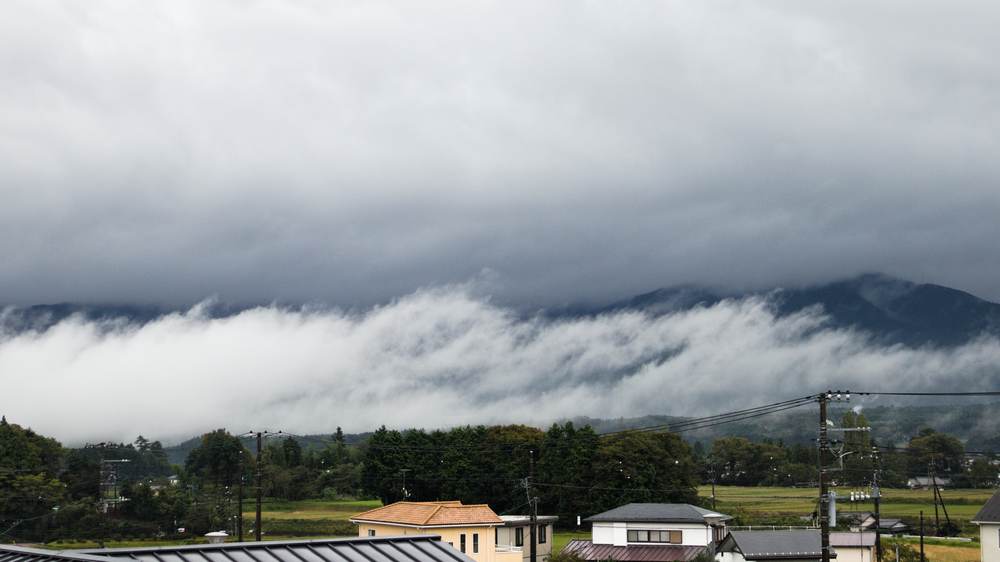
[3,285,999,445]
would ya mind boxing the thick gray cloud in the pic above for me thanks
[3,287,1000,444]
[1,1,1000,306]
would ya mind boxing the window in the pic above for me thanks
[539,525,547,544]
[496,528,499,545]
[460,534,467,553]
[473,533,479,554]
[515,527,524,547]
[368,530,376,537]
[627,530,681,543]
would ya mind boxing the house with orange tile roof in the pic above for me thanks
[350,501,523,562]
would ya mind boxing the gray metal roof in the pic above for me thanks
[973,490,1000,524]
[69,536,471,562]
[0,546,113,562]
[586,504,730,524]
[718,531,836,560]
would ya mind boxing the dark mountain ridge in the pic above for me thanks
[4,274,1000,347]
[600,273,1000,347]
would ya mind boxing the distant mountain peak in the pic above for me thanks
[609,273,1000,348]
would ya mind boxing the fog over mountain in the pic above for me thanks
[3,275,1000,445]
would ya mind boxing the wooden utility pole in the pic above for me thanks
[237,473,244,541]
[919,511,925,562]
[818,392,831,562]
[872,450,882,562]
[256,432,263,542]
[528,450,537,562]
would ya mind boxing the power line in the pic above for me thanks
[856,391,1000,396]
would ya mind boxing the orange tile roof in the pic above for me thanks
[351,501,503,526]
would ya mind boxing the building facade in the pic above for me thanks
[562,503,731,562]
[973,491,1000,562]
[496,516,559,562]
[351,501,521,562]
[829,532,875,562]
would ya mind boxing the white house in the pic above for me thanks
[562,503,731,562]
[829,532,875,562]
[906,477,950,490]
[972,490,1000,562]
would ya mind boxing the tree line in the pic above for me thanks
[1,411,994,543]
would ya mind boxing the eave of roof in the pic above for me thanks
[55,536,476,562]
[585,504,731,524]
[560,539,707,562]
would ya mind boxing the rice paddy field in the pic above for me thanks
[700,485,994,522]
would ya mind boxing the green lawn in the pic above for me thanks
[552,531,590,553]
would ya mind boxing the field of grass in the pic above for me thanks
[701,486,993,522]
[242,499,380,520]
[552,531,590,553]
[37,488,994,553]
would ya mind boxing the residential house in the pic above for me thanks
[829,532,875,562]
[716,530,836,562]
[906,477,950,490]
[350,501,519,562]
[857,515,909,535]
[496,515,559,562]
[562,503,732,562]
[2,536,473,562]
[972,489,1000,562]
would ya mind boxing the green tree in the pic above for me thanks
[592,431,697,511]
[282,437,303,467]
[908,429,964,475]
[185,429,252,489]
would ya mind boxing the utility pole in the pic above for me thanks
[710,465,717,511]
[919,511,925,562]
[872,449,882,562]
[529,450,537,562]
[400,469,411,499]
[522,449,538,562]
[929,463,940,533]
[256,432,263,541]
[237,473,244,542]
[818,392,831,562]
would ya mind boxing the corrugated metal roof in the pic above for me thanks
[585,504,731,524]
[560,540,706,562]
[21,536,470,562]
[719,531,836,560]
[973,490,1000,524]
[0,546,129,562]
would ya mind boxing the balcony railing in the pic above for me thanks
[495,545,523,553]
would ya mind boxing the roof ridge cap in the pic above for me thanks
[424,503,445,525]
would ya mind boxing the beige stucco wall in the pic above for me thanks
[495,524,554,562]
[357,522,510,562]
[981,523,1000,562]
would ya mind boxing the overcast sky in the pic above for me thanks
[1,1,999,308]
